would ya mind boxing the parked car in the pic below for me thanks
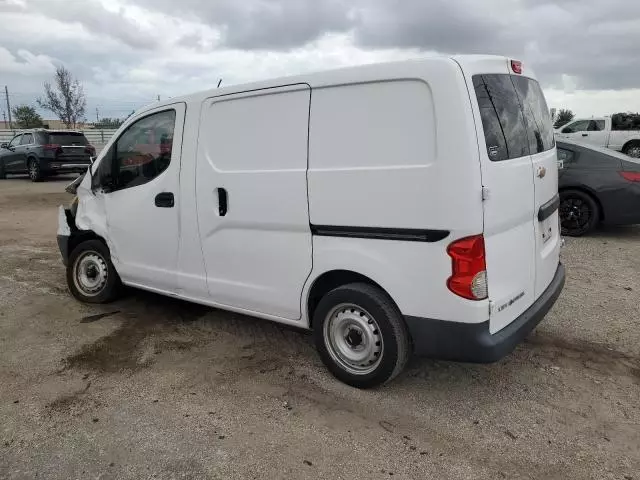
[557,140,640,236]
[555,116,640,158]
[0,129,95,182]
[57,56,565,388]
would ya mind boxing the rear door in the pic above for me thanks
[47,132,92,165]
[511,76,561,297]
[580,120,609,148]
[459,58,559,333]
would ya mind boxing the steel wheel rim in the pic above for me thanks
[559,196,591,233]
[73,251,108,296]
[323,303,383,375]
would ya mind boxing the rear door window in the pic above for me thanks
[588,120,605,131]
[47,133,88,145]
[474,74,554,160]
[511,76,555,154]
[473,75,529,161]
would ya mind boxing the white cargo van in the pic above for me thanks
[57,55,565,388]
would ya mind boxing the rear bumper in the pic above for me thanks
[405,263,566,363]
[44,162,90,174]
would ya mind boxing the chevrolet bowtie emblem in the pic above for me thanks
[537,166,547,178]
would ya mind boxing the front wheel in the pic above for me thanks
[66,240,121,303]
[313,283,410,388]
[559,189,599,236]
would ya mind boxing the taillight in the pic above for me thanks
[447,235,488,300]
[510,60,522,74]
[620,171,640,182]
[42,144,61,152]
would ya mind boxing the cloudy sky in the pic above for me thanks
[1,0,639,121]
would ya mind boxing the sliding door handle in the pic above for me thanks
[217,188,228,216]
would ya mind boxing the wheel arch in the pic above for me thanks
[67,230,110,260]
[306,269,396,329]
[621,139,640,155]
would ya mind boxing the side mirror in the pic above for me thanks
[561,127,572,134]
[0,143,7,149]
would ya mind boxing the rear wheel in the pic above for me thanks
[0,161,5,179]
[623,140,640,158]
[66,240,121,303]
[28,158,43,182]
[313,283,410,388]
[559,189,599,236]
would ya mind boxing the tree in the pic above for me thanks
[94,117,124,129]
[553,109,575,129]
[11,105,44,129]
[37,65,86,128]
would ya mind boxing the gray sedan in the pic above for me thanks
[557,140,640,236]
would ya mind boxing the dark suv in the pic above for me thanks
[0,130,95,182]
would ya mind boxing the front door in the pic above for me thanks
[98,104,185,291]
[4,134,23,172]
[195,85,313,320]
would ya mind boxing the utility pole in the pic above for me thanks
[4,86,12,130]
[95,107,99,124]
[2,111,6,129]
[157,94,160,102]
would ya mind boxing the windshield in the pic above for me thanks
[473,74,554,161]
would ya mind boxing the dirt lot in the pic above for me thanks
[1,177,639,480]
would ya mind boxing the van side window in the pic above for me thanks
[473,75,528,161]
[113,110,176,190]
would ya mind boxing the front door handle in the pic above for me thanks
[155,192,174,208]
[581,133,588,137]
[217,188,228,216]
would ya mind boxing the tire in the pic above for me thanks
[28,158,43,182]
[313,283,411,388]
[66,240,121,303]
[622,140,640,158]
[559,189,599,236]
[0,161,5,179]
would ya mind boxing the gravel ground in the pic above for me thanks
[0,176,639,480]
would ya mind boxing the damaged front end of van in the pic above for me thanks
[57,172,110,266]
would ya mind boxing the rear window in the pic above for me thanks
[45,132,88,145]
[473,74,554,161]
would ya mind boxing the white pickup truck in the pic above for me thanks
[555,116,640,158]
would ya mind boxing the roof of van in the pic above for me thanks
[140,55,531,117]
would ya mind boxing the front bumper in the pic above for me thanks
[405,263,566,363]
[57,234,70,266]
